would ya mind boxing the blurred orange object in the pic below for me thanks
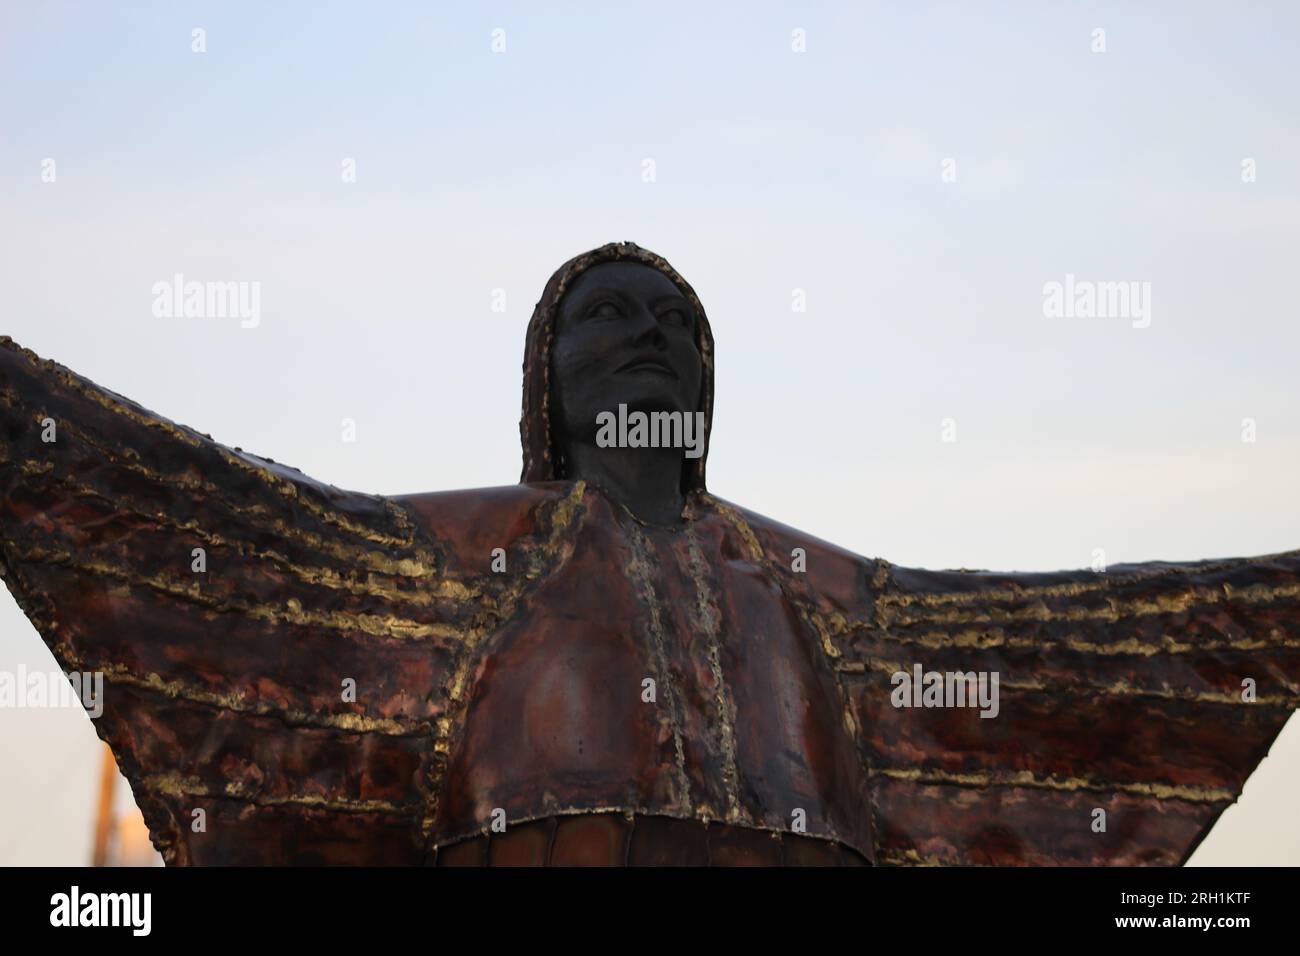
[91,744,162,867]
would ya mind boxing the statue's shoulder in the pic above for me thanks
[702,495,876,616]
[392,480,578,558]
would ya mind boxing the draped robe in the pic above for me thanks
[2,245,1297,866]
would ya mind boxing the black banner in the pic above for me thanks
[0,865,1289,942]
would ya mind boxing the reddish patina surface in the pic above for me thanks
[1,245,1297,866]
[2,335,1298,865]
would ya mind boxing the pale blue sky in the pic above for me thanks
[2,1,1298,864]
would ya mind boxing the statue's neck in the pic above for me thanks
[561,443,686,527]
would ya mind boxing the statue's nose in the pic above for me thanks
[628,305,668,349]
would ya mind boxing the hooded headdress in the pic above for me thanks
[519,241,715,491]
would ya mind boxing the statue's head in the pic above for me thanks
[520,242,715,491]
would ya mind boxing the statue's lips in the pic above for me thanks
[615,358,677,378]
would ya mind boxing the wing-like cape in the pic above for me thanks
[732,505,1300,865]
[850,555,1300,864]
[6,333,1298,866]
[0,337,479,864]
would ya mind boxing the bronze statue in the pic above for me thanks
[1,241,1297,865]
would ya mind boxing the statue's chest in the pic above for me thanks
[434,513,874,853]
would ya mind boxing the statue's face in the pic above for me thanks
[551,261,703,446]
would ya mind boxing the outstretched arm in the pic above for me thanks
[0,337,462,864]
[837,553,1300,865]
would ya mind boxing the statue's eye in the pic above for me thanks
[588,300,622,320]
[658,307,692,330]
